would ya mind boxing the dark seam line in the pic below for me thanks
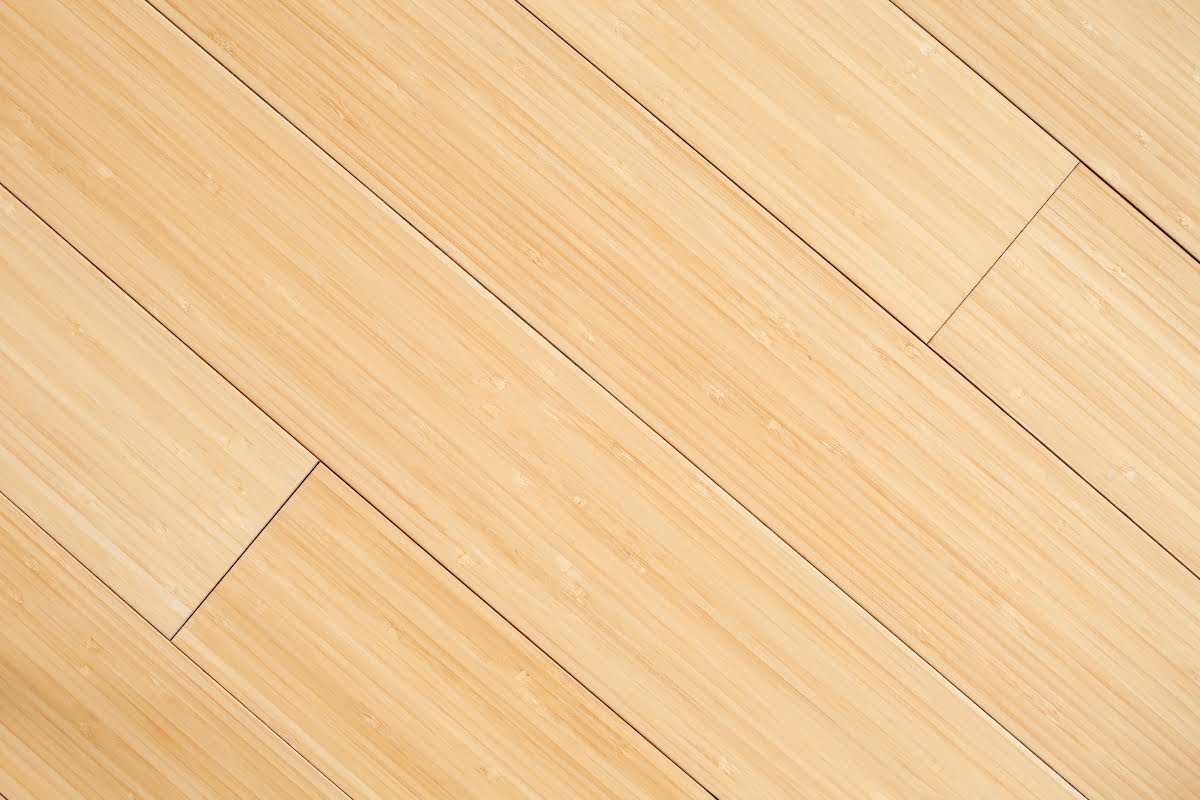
[257,462,723,800]
[140,2,725,795]
[1,159,717,799]
[509,2,1196,595]
[941,351,1200,590]
[173,627,357,800]
[883,0,1200,588]
[17,1,1171,796]
[883,1,1200,298]
[927,162,1079,344]
[170,459,319,640]
[74,1,1096,796]
[523,0,935,346]
[514,3,1200,590]
[507,2,1200,603]
[522,4,1200,793]
[0,484,357,800]
[511,4,1092,798]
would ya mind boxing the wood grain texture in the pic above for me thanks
[934,166,1200,577]
[0,492,344,799]
[178,466,707,799]
[895,0,1200,266]
[141,2,1200,797]
[0,2,1081,797]
[519,0,1074,337]
[0,184,312,636]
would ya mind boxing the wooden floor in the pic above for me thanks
[2,1,1198,797]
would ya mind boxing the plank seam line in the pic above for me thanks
[507,5,1092,797]
[885,0,1200,586]
[927,162,1079,343]
[136,1,1094,796]
[171,459,319,640]
[137,0,1090,792]
[203,461,722,800]
[511,1,1199,588]
[0,171,717,800]
[0,484,357,800]
[885,0,1200,280]
[15,3,1112,796]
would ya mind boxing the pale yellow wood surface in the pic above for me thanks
[0,2,1083,797]
[147,2,1200,797]
[178,466,707,799]
[935,166,1200,578]
[519,0,1074,337]
[0,185,313,636]
[0,492,344,799]
[896,0,1200,266]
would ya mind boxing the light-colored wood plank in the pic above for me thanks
[0,492,345,799]
[0,2,1082,796]
[895,0,1200,267]
[0,185,313,636]
[934,166,1200,577]
[518,0,1074,337]
[178,466,707,799]
[148,1,1200,797]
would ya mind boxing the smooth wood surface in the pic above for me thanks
[179,466,707,799]
[935,166,1200,578]
[0,492,344,799]
[0,184,313,636]
[0,2,1083,797]
[896,0,1200,266]
[147,2,1200,797]
[520,0,1074,337]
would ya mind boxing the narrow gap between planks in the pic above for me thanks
[0,484,357,800]
[926,162,1079,344]
[0,170,720,798]
[170,459,319,640]
[21,1,1174,795]
[511,0,1199,591]
[883,0,1200,585]
[884,0,1200,278]
[132,1,1112,796]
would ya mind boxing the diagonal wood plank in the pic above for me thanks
[0,491,345,799]
[146,1,1200,797]
[518,0,1074,337]
[178,466,708,799]
[934,166,1200,578]
[0,1,1080,796]
[0,184,313,636]
[894,0,1200,268]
